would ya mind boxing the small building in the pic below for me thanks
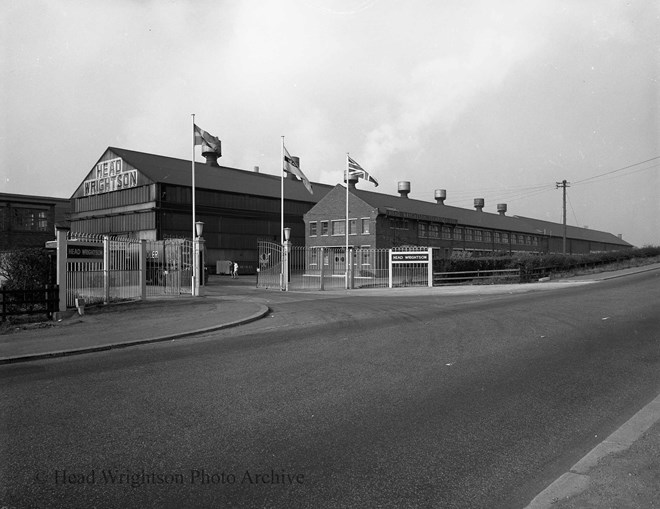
[68,147,333,273]
[0,192,72,250]
[303,179,632,260]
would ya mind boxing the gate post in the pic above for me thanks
[349,248,355,290]
[319,247,325,291]
[388,249,393,288]
[103,235,110,304]
[428,247,433,287]
[56,226,69,312]
[139,239,147,300]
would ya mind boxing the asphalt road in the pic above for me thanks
[1,271,658,509]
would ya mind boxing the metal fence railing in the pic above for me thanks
[433,268,521,285]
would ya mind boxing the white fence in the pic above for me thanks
[257,242,433,291]
[56,230,195,309]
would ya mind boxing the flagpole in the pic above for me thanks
[281,136,285,290]
[191,113,196,293]
[345,153,349,290]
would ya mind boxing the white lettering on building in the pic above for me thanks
[83,158,138,196]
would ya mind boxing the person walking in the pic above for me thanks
[232,261,239,279]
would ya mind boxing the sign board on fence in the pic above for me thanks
[391,252,429,263]
[67,243,104,261]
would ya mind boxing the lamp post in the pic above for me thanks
[193,221,204,296]
[283,227,291,291]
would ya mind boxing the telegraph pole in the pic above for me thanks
[556,180,570,254]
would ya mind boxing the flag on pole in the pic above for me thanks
[347,155,378,187]
[283,144,313,194]
[194,124,222,155]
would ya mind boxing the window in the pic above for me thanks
[475,229,483,242]
[11,207,49,232]
[309,221,317,236]
[429,224,439,238]
[442,226,452,240]
[321,221,329,235]
[502,233,509,243]
[418,222,428,237]
[494,232,501,243]
[361,218,370,234]
[454,228,463,241]
[331,220,345,235]
[390,218,408,230]
[483,231,492,243]
[349,219,357,235]
[465,228,473,241]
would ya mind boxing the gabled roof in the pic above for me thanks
[512,215,632,247]
[313,184,630,246]
[93,147,333,203]
[348,186,540,234]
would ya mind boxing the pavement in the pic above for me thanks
[1,262,659,508]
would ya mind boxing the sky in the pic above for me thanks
[1,0,658,247]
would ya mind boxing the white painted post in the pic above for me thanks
[56,226,69,312]
[198,237,206,296]
[319,247,325,291]
[428,247,433,287]
[193,237,200,296]
[103,235,110,305]
[388,249,393,288]
[139,239,147,300]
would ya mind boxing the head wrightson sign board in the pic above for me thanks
[83,157,138,196]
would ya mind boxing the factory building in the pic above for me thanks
[68,147,333,273]
[0,192,72,250]
[303,178,632,257]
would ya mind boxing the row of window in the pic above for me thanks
[418,223,540,246]
[0,207,49,232]
[310,217,540,246]
[309,219,370,237]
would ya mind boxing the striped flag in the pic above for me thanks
[194,124,222,155]
[283,144,313,194]
[347,155,378,187]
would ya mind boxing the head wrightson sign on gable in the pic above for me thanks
[83,157,138,196]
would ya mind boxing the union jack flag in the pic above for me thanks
[347,156,378,187]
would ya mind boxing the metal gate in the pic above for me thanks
[256,241,283,289]
[144,238,193,296]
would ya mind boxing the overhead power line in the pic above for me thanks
[572,156,660,185]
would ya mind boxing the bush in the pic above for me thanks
[0,248,53,290]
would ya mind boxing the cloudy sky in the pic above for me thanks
[2,0,658,246]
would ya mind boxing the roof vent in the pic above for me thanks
[497,203,507,216]
[398,181,411,198]
[474,198,485,212]
[344,172,358,189]
[435,189,446,205]
[202,144,220,167]
[253,166,260,173]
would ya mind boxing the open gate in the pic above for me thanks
[256,241,283,289]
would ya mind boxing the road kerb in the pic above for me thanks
[0,304,270,365]
[524,393,660,508]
